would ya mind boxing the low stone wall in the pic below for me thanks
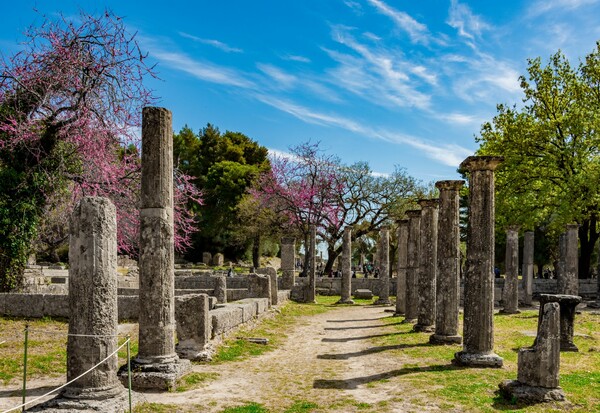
[211,298,270,338]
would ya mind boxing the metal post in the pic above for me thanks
[22,324,29,412]
[127,336,132,412]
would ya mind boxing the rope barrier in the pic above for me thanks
[1,338,130,413]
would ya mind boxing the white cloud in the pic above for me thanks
[257,63,297,89]
[256,95,471,167]
[366,0,431,45]
[435,112,481,126]
[152,49,255,88]
[326,26,432,109]
[527,0,599,16]
[447,0,490,40]
[282,54,311,63]
[178,32,243,53]
[344,0,364,14]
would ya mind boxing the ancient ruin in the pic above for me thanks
[414,199,438,332]
[501,225,520,314]
[453,155,504,368]
[375,226,391,305]
[430,180,463,344]
[522,231,534,306]
[403,209,421,323]
[126,107,190,390]
[337,227,355,304]
[395,219,409,316]
[280,237,296,290]
[499,302,566,403]
[558,224,579,296]
[538,294,581,352]
[35,197,127,411]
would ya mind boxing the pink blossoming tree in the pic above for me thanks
[0,10,201,290]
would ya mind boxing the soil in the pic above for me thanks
[0,305,457,413]
[136,305,453,413]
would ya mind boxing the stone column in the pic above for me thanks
[42,197,127,410]
[214,275,227,304]
[522,231,534,306]
[394,220,409,316]
[430,180,464,344]
[499,302,566,403]
[337,227,355,304]
[453,155,504,368]
[538,294,581,352]
[414,199,438,332]
[280,237,296,290]
[403,210,421,323]
[558,224,579,295]
[501,226,521,314]
[129,107,189,389]
[306,225,317,303]
[375,226,392,305]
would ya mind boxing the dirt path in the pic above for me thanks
[137,305,449,413]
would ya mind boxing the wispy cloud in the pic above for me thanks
[326,25,433,109]
[435,112,482,126]
[152,49,254,88]
[447,0,490,41]
[257,95,471,167]
[366,0,431,45]
[179,32,243,53]
[344,0,364,15]
[282,54,311,63]
[527,0,599,16]
[257,63,297,89]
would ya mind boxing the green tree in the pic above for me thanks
[477,43,600,278]
[173,124,270,260]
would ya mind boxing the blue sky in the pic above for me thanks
[2,0,600,183]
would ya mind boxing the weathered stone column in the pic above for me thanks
[453,155,504,368]
[306,225,317,303]
[558,224,579,295]
[501,226,521,314]
[556,232,566,283]
[499,302,566,403]
[214,275,227,304]
[538,294,581,352]
[40,197,127,411]
[280,237,296,290]
[375,226,392,305]
[414,199,438,332]
[337,227,355,304]
[128,107,190,389]
[403,210,421,323]
[430,180,464,344]
[394,220,409,316]
[522,231,534,306]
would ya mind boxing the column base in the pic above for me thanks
[500,308,521,314]
[452,351,503,368]
[413,323,435,333]
[336,298,355,305]
[30,384,128,412]
[429,333,462,345]
[560,341,579,352]
[499,380,566,403]
[401,317,417,324]
[374,298,392,306]
[119,355,191,391]
[176,343,215,362]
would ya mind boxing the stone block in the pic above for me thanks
[202,252,212,265]
[175,294,211,361]
[248,273,271,305]
[211,306,244,337]
[118,295,139,321]
[353,289,373,299]
[229,300,257,322]
[257,267,278,305]
[212,253,224,266]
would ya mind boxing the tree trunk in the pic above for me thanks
[537,263,543,279]
[252,233,261,269]
[324,245,340,274]
[579,216,599,279]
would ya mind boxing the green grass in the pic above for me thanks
[283,400,319,412]
[220,403,269,413]
[213,298,332,363]
[175,372,220,392]
[133,402,180,412]
[376,309,600,412]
